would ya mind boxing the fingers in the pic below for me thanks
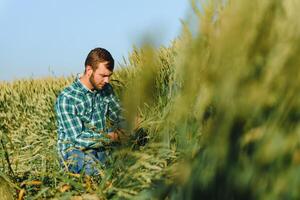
[108,132,119,141]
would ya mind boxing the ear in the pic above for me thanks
[85,65,93,76]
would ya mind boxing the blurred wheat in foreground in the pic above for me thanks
[1,0,300,199]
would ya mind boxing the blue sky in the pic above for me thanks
[0,0,190,81]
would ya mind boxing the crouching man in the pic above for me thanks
[55,47,123,176]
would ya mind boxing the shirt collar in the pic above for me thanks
[74,73,97,94]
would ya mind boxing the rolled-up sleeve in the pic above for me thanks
[106,89,126,132]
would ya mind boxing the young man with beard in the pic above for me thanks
[55,48,123,176]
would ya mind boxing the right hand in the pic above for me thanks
[107,132,119,142]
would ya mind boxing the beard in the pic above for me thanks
[89,72,101,91]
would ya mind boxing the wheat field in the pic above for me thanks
[1,0,300,199]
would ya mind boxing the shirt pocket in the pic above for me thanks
[76,102,92,123]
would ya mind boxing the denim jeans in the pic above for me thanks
[62,148,108,176]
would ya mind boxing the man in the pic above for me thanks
[55,47,123,176]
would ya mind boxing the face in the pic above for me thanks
[88,62,113,90]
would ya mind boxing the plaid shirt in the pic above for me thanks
[55,76,123,157]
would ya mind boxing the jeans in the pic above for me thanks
[62,148,108,176]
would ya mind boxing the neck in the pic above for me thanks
[80,74,94,91]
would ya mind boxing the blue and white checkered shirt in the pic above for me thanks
[55,76,123,157]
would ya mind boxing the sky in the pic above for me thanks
[0,0,190,81]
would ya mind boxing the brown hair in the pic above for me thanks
[84,47,114,71]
